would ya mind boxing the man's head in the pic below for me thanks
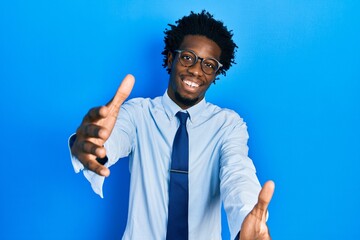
[162,10,237,76]
[163,11,237,109]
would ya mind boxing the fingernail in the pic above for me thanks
[100,168,109,177]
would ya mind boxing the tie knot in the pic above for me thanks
[176,112,189,125]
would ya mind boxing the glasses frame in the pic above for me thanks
[174,49,223,75]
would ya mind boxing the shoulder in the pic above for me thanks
[122,96,162,111]
[204,103,250,142]
[204,102,245,125]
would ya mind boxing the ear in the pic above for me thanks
[167,51,173,70]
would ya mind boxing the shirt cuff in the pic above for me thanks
[229,208,252,240]
[234,231,240,240]
[84,169,105,198]
[68,134,84,173]
[68,134,106,198]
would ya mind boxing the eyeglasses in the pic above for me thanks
[175,49,223,75]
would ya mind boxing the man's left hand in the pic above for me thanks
[239,180,275,240]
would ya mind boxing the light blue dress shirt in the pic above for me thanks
[71,91,261,240]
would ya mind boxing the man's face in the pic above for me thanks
[167,35,221,109]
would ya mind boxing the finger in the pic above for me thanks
[107,74,135,109]
[75,139,106,158]
[83,106,109,123]
[85,159,110,177]
[77,153,110,177]
[77,123,109,140]
[257,180,275,214]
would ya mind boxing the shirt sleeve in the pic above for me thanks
[219,116,261,240]
[68,102,136,198]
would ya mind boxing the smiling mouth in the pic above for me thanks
[183,80,199,88]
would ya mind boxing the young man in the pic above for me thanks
[70,11,274,240]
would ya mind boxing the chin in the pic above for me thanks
[175,91,199,107]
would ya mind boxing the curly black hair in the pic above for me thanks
[162,10,237,76]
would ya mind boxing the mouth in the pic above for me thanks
[183,79,200,88]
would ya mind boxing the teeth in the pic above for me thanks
[184,80,199,88]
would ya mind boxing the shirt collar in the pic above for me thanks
[162,91,206,123]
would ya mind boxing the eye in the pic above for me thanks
[181,54,194,63]
[203,60,217,69]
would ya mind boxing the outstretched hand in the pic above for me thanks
[71,74,135,177]
[239,181,275,240]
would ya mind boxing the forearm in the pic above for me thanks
[219,120,261,239]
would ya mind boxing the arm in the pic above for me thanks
[219,118,261,240]
[219,117,274,240]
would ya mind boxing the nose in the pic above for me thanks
[187,59,203,76]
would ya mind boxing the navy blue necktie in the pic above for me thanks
[166,112,189,240]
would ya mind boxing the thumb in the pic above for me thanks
[256,180,275,217]
[107,74,135,108]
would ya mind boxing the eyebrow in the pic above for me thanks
[182,49,220,61]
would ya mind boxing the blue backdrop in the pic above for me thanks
[1,1,359,239]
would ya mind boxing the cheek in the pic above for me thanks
[169,72,180,91]
[199,82,213,96]
[203,77,215,89]
[205,83,212,92]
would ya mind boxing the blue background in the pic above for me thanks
[1,0,359,239]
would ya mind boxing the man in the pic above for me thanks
[70,11,275,240]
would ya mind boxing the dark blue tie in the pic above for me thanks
[166,112,189,240]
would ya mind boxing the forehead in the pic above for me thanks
[179,35,221,60]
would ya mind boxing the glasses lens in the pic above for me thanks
[179,51,196,67]
[202,59,219,75]
[177,50,220,75]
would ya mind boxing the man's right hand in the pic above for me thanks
[71,74,135,177]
